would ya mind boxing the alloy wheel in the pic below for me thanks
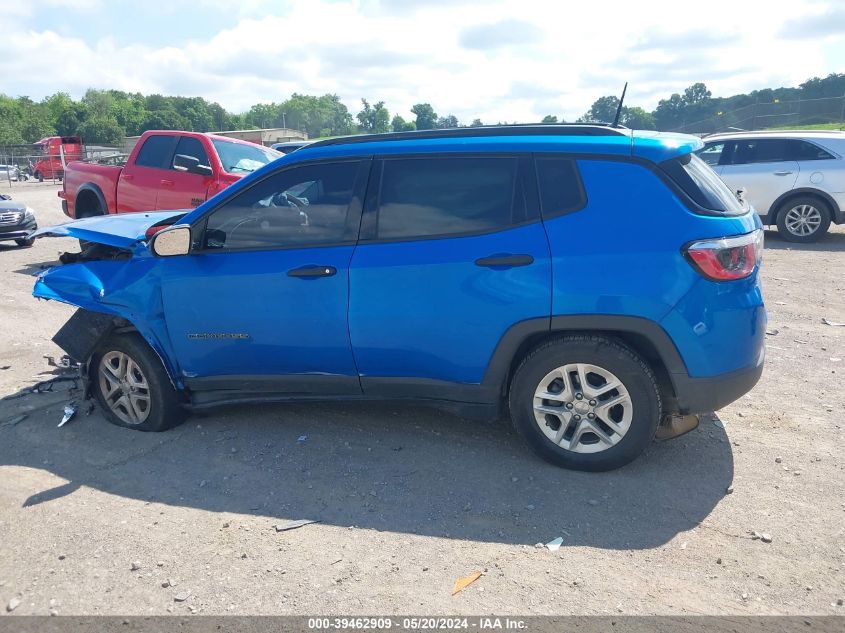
[784,204,822,237]
[98,351,151,425]
[532,363,633,454]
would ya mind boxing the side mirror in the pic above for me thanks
[173,154,213,177]
[151,225,191,257]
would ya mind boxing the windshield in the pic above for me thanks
[211,139,280,175]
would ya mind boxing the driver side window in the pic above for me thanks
[203,160,362,250]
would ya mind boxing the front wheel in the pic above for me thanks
[508,336,661,471]
[776,197,831,243]
[91,333,185,432]
[15,238,34,247]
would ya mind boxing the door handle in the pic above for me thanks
[161,179,175,186]
[287,265,337,278]
[474,254,534,268]
[773,171,793,176]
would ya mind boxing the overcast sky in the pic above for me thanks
[3,0,844,123]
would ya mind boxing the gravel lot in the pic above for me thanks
[0,181,843,616]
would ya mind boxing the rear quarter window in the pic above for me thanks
[661,153,745,216]
[535,157,586,218]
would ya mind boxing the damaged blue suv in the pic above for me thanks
[31,125,765,471]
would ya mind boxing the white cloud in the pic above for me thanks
[1,0,843,123]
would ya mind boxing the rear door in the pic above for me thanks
[155,136,213,211]
[719,138,799,216]
[348,154,551,399]
[117,134,178,213]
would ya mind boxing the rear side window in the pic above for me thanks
[375,157,523,239]
[731,138,790,164]
[662,153,745,216]
[535,157,586,218]
[173,137,210,169]
[788,140,835,161]
[135,135,176,169]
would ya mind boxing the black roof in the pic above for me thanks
[308,124,628,149]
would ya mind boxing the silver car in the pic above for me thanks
[697,130,845,242]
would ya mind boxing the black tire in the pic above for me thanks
[90,333,185,432]
[508,335,661,471]
[775,196,831,243]
[15,238,34,247]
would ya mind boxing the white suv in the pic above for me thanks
[697,130,845,242]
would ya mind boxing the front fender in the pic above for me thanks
[33,258,184,389]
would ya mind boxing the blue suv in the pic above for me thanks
[31,125,765,471]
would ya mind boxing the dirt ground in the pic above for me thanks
[0,180,843,617]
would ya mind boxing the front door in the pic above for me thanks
[348,155,552,400]
[159,158,370,395]
[156,136,213,211]
[118,134,178,213]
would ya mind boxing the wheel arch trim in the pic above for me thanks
[767,187,841,225]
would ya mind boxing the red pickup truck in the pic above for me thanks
[59,131,280,219]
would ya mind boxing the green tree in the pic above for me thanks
[541,115,558,124]
[578,96,619,123]
[436,114,459,128]
[683,82,711,106]
[470,118,484,127]
[356,99,390,133]
[78,116,125,145]
[391,115,415,132]
[411,103,438,130]
[621,107,656,130]
[653,93,685,130]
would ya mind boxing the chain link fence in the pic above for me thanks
[673,95,845,135]
[0,144,123,191]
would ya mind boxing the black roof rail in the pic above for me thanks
[307,124,629,149]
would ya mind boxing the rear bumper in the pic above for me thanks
[671,355,764,414]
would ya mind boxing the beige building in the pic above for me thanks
[123,127,307,153]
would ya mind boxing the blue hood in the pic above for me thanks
[30,211,187,249]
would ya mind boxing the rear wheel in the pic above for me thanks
[508,336,661,471]
[15,238,34,247]
[776,196,831,243]
[91,333,185,432]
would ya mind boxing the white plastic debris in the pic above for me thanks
[274,519,318,532]
[545,537,564,551]
[58,403,77,428]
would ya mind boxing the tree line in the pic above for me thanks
[1,73,842,146]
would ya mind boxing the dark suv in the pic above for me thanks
[0,199,37,247]
[32,125,766,471]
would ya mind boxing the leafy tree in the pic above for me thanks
[356,99,390,133]
[683,82,712,106]
[653,93,685,130]
[621,107,656,130]
[411,103,438,130]
[470,118,484,127]
[141,109,189,132]
[436,114,459,128]
[78,116,125,145]
[541,115,558,124]
[577,96,620,123]
[391,115,415,132]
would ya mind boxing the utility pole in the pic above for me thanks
[282,112,286,129]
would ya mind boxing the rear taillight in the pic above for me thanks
[684,229,763,281]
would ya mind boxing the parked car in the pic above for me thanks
[0,199,37,247]
[30,125,765,471]
[697,130,845,242]
[31,136,84,181]
[270,140,313,154]
[60,131,281,219]
[0,164,21,181]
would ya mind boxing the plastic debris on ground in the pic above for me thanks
[545,537,564,551]
[822,318,845,327]
[274,519,318,532]
[452,571,482,595]
[58,403,77,428]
